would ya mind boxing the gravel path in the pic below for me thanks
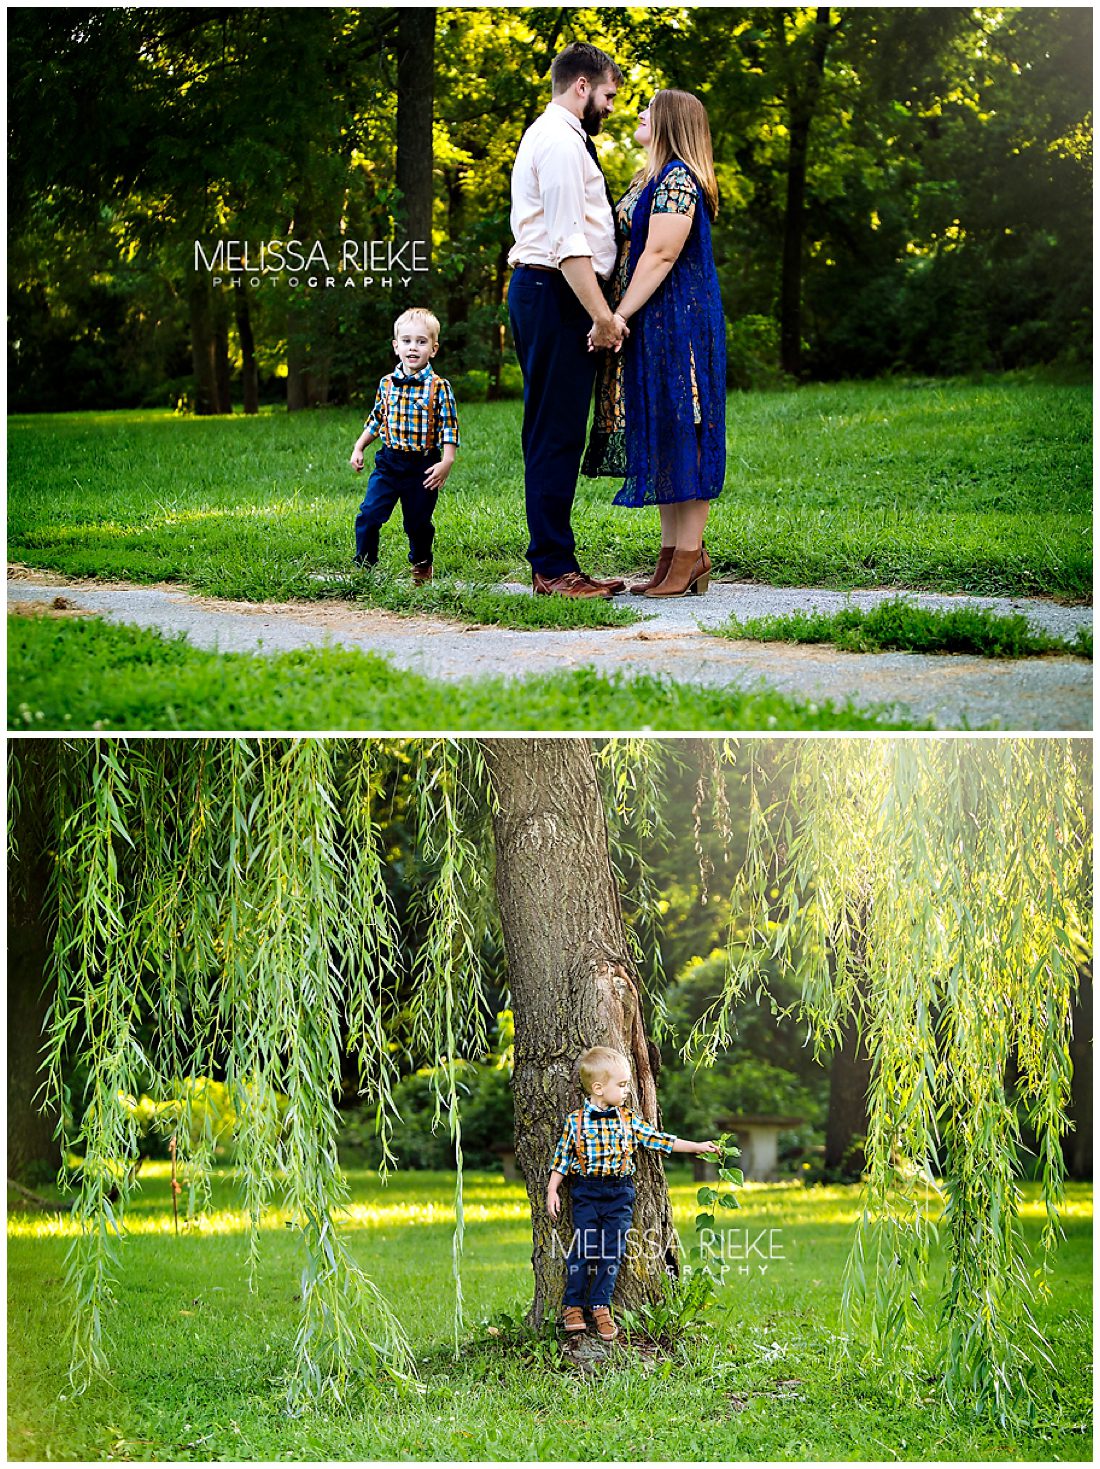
[8,572,1092,730]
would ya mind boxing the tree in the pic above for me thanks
[483,739,676,1323]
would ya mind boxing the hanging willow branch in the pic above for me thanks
[409,738,494,1359]
[690,738,1091,1424]
[36,739,418,1406]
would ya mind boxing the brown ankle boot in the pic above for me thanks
[591,1305,618,1342]
[629,546,675,595]
[644,546,710,598]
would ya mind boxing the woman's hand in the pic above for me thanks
[587,314,630,354]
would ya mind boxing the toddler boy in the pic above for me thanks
[350,307,460,584]
[546,1045,718,1342]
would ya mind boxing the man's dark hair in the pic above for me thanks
[550,41,623,94]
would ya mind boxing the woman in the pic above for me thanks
[582,89,726,597]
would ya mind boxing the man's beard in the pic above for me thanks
[581,95,605,135]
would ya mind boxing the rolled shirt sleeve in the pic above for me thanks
[630,1113,676,1155]
[436,379,461,447]
[363,378,387,437]
[533,134,593,267]
[550,1113,576,1175]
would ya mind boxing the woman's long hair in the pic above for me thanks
[643,89,719,219]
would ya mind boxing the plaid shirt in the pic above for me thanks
[364,363,460,453]
[550,1097,676,1178]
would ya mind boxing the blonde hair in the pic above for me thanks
[393,307,440,343]
[578,1046,630,1096]
[643,89,719,220]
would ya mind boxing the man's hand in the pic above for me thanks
[350,448,365,472]
[589,312,625,352]
[547,1187,562,1220]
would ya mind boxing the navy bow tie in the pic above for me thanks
[588,1107,620,1119]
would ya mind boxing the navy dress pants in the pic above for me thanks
[354,445,440,566]
[507,266,599,579]
[563,1176,635,1309]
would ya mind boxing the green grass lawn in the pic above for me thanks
[7,1166,1092,1461]
[8,615,921,732]
[7,378,1092,604]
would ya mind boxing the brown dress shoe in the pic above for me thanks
[591,1305,618,1342]
[644,545,711,598]
[629,546,675,595]
[562,1306,587,1334]
[583,572,627,594]
[533,571,613,599]
[411,561,433,586]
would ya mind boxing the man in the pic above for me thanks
[508,42,628,598]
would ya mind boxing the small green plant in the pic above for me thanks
[693,1134,744,1261]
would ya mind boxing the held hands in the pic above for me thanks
[587,312,629,353]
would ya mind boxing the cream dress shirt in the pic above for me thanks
[508,102,617,280]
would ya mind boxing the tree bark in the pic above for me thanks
[482,739,677,1327]
[188,277,218,415]
[779,7,833,377]
[212,290,232,414]
[395,9,435,274]
[8,827,58,1181]
[824,1017,871,1175]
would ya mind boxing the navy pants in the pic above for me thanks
[563,1176,635,1308]
[354,445,440,566]
[507,266,599,579]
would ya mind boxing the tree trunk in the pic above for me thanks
[482,739,678,1327]
[824,1018,871,1176]
[235,287,260,415]
[1065,966,1092,1180]
[8,833,58,1181]
[395,9,435,274]
[779,7,832,377]
[188,277,218,415]
[488,243,508,401]
[212,291,232,414]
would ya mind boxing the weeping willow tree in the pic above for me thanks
[6,736,1091,1423]
[685,738,1091,1423]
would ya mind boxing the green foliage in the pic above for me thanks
[341,1063,513,1174]
[686,739,1092,1424]
[715,600,1092,659]
[726,315,791,392]
[8,10,1092,408]
[8,614,915,733]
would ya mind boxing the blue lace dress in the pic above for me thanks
[583,160,726,506]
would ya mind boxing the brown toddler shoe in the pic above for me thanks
[411,561,433,586]
[562,1306,587,1334]
[591,1305,618,1342]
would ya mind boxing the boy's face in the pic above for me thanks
[591,1063,632,1109]
[393,325,437,373]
